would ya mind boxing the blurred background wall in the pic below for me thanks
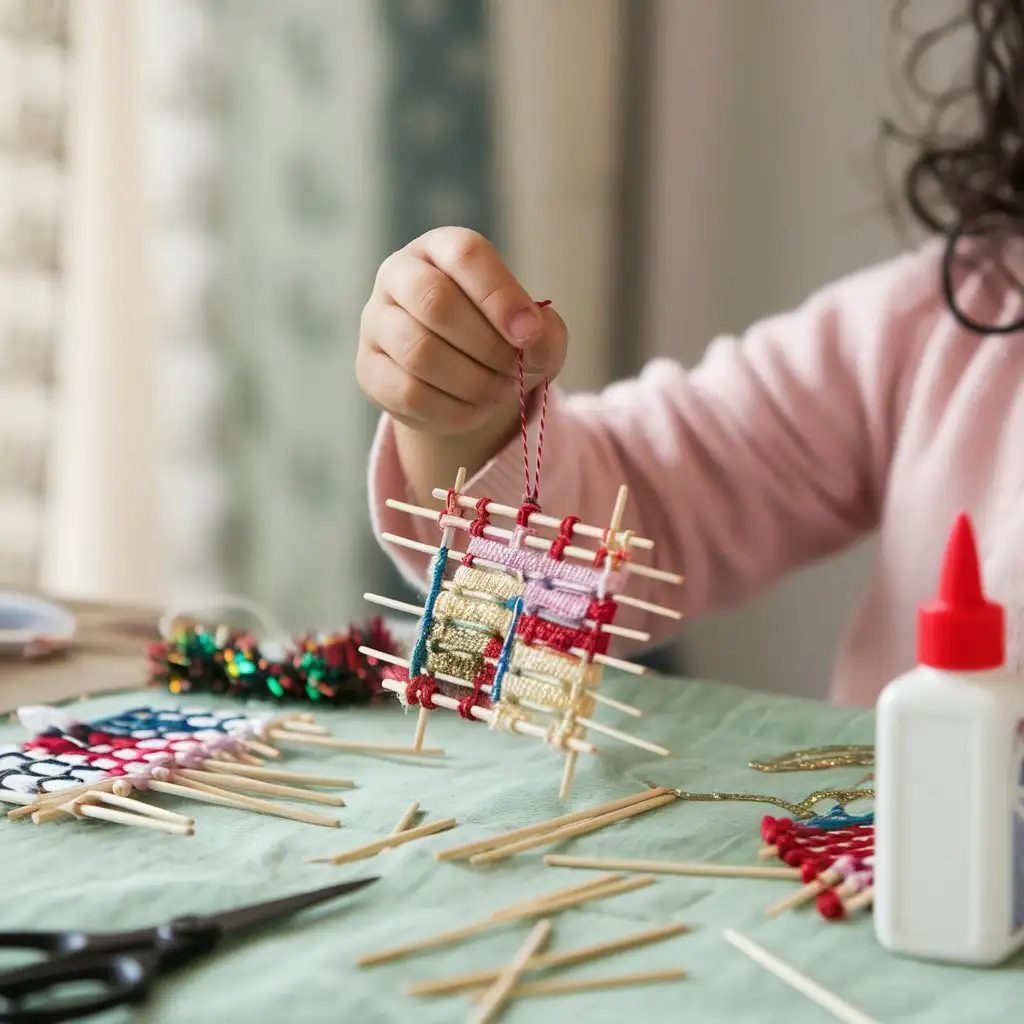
[2,0,963,696]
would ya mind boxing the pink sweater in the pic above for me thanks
[368,241,1024,706]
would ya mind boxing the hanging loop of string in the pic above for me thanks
[519,298,552,508]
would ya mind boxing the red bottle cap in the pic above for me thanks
[917,512,1004,671]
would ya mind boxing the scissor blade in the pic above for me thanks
[207,877,379,939]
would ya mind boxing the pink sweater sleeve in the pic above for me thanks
[367,250,932,647]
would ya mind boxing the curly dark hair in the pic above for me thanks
[894,0,1024,332]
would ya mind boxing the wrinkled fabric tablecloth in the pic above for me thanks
[1,676,1018,1023]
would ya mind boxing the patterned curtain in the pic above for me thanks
[141,0,496,630]
[0,0,71,585]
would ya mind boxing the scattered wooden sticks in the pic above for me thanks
[544,854,802,882]
[468,791,677,865]
[37,792,195,836]
[200,760,355,788]
[435,788,669,862]
[390,800,421,835]
[173,768,346,807]
[146,775,341,828]
[265,727,445,758]
[723,930,881,1024]
[471,919,552,1024]
[356,874,655,967]
[409,922,688,997]
[309,816,456,866]
[468,968,687,1002]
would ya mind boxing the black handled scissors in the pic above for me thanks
[0,876,378,1023]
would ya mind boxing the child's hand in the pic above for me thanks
[357,227,567,438]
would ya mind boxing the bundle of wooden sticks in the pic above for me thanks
[2,703,447,836]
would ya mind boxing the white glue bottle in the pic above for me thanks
[875,511,1024,965]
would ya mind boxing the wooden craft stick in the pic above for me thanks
[469,792,677,865]
[429,487,656,549]
[173,768,345,807]
[544,854,802,881]
[471,919,552,1024]
[201,760,355,789]
[267,729,445,758]
[92,791,194,826]
[382,533,684,619]
[435,789,668,862]
[764,866,844,917]
[409,921,688,997]
[842,887,875,915]
[723,930,881,1024]
[171,775,340,827]
[242,738,280,760]
[377,675,597,755]
[391,801,420,835]
[308,816,456,866]
[387,498,683,585]
[484,875,624,920]
[274,719,329,736]
[567,715,668,756]
[357,874,655,967]
[64,797,193,836]
[469,968,688,1002]
[8,778,119,819]
[490,875,655,921]
[146,777,340,828]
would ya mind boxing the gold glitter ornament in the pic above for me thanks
[748,745,874,773]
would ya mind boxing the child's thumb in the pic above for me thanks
[521,306,568,376]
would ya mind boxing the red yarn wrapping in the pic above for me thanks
[405,674,438,710]
[515,613,611,656]
[593,529,631,569]
[587,597,618,624]
[468,496,493,538]
[458,664,495,720]
[548,515,580,561]
[436,488,463,529]
[817,888,845,920]
[516,501,539,527]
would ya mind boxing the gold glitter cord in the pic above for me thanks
[504,675,572,710]
[451,564,524,601]
[642,782,874,820]
[748,746,874,773]
[428,620,493,657]
[510,643,602,687]
[434,590,512,634]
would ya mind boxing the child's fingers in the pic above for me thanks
[409,228,544,347]
[373,303,516,407]
[380,253,517,376]
[359,347,484,435]
[521,305,569,377]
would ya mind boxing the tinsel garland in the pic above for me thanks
[147,617,403,706]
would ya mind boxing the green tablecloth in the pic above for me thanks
[1,677,1020,1023]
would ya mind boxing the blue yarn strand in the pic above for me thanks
[490,596,523,702]
[804,804,874,830]
[409,546,448,678]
